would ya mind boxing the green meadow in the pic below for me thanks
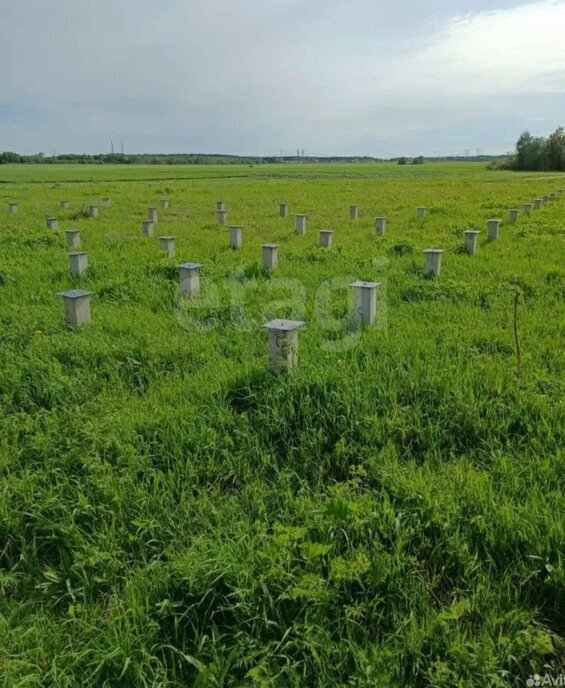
[0,162,563,687]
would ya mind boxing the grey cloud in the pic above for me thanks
[0,0,564,155]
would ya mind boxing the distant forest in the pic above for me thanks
[0,151,498,166]
[501,127,565,171]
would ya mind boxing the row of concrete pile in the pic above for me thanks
[4,188,563,372]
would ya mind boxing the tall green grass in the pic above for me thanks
[0,163,563,687]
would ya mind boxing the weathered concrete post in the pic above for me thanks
[543,195,549,204]
[534,199,543,210]
[549,192,556,201]
[319,230,333,247]
[65,229,81,250]
[216,201,225,211]
[101,197,111,207]
[8,202,18,214]
[60,200,69,209]
[349,205,359,220]
[142,220,155,237]
[279,202,289,218]
[523,203,533,216]
[160,199,170,208]
[69,252,88,277]
[159,236,176,258]
[57,289,93,326]
[229,225,243,249]
[375,217,387,236]
[264,319,306,374]
[350,281,380,327]
[148,207,158,222]
[262,244,279,270]
[295,214,307,236]
[488,219,501,241]
[179,263,202,298]
[464,230,480,256]
[46,217,58,230]
[88,205,99,218]
[509,209,520,224]
[217,209,228,225]
[417,207,427,219]
[424,249,444,277]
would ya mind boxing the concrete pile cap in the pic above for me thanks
[465,230,481,234]
[159,236,176,240]
[66,229,80,234]
[229,225,242,229]
[68,251,87,257]
[264,319,305,332]
[57,289,93,299]
[489,218,502,222]
[350,281,380,289]
[320,229,333,234]
[179,262,202,270]
[263,243,279,248]
[424,249,444,254]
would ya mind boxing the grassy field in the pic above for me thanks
[0,162,563,687]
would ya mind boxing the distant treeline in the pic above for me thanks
[497,127,565,171]
[397,156,425,165]
[0,152,266,165]
[0,151,497,165]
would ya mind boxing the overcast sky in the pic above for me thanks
[1,0,564,157]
